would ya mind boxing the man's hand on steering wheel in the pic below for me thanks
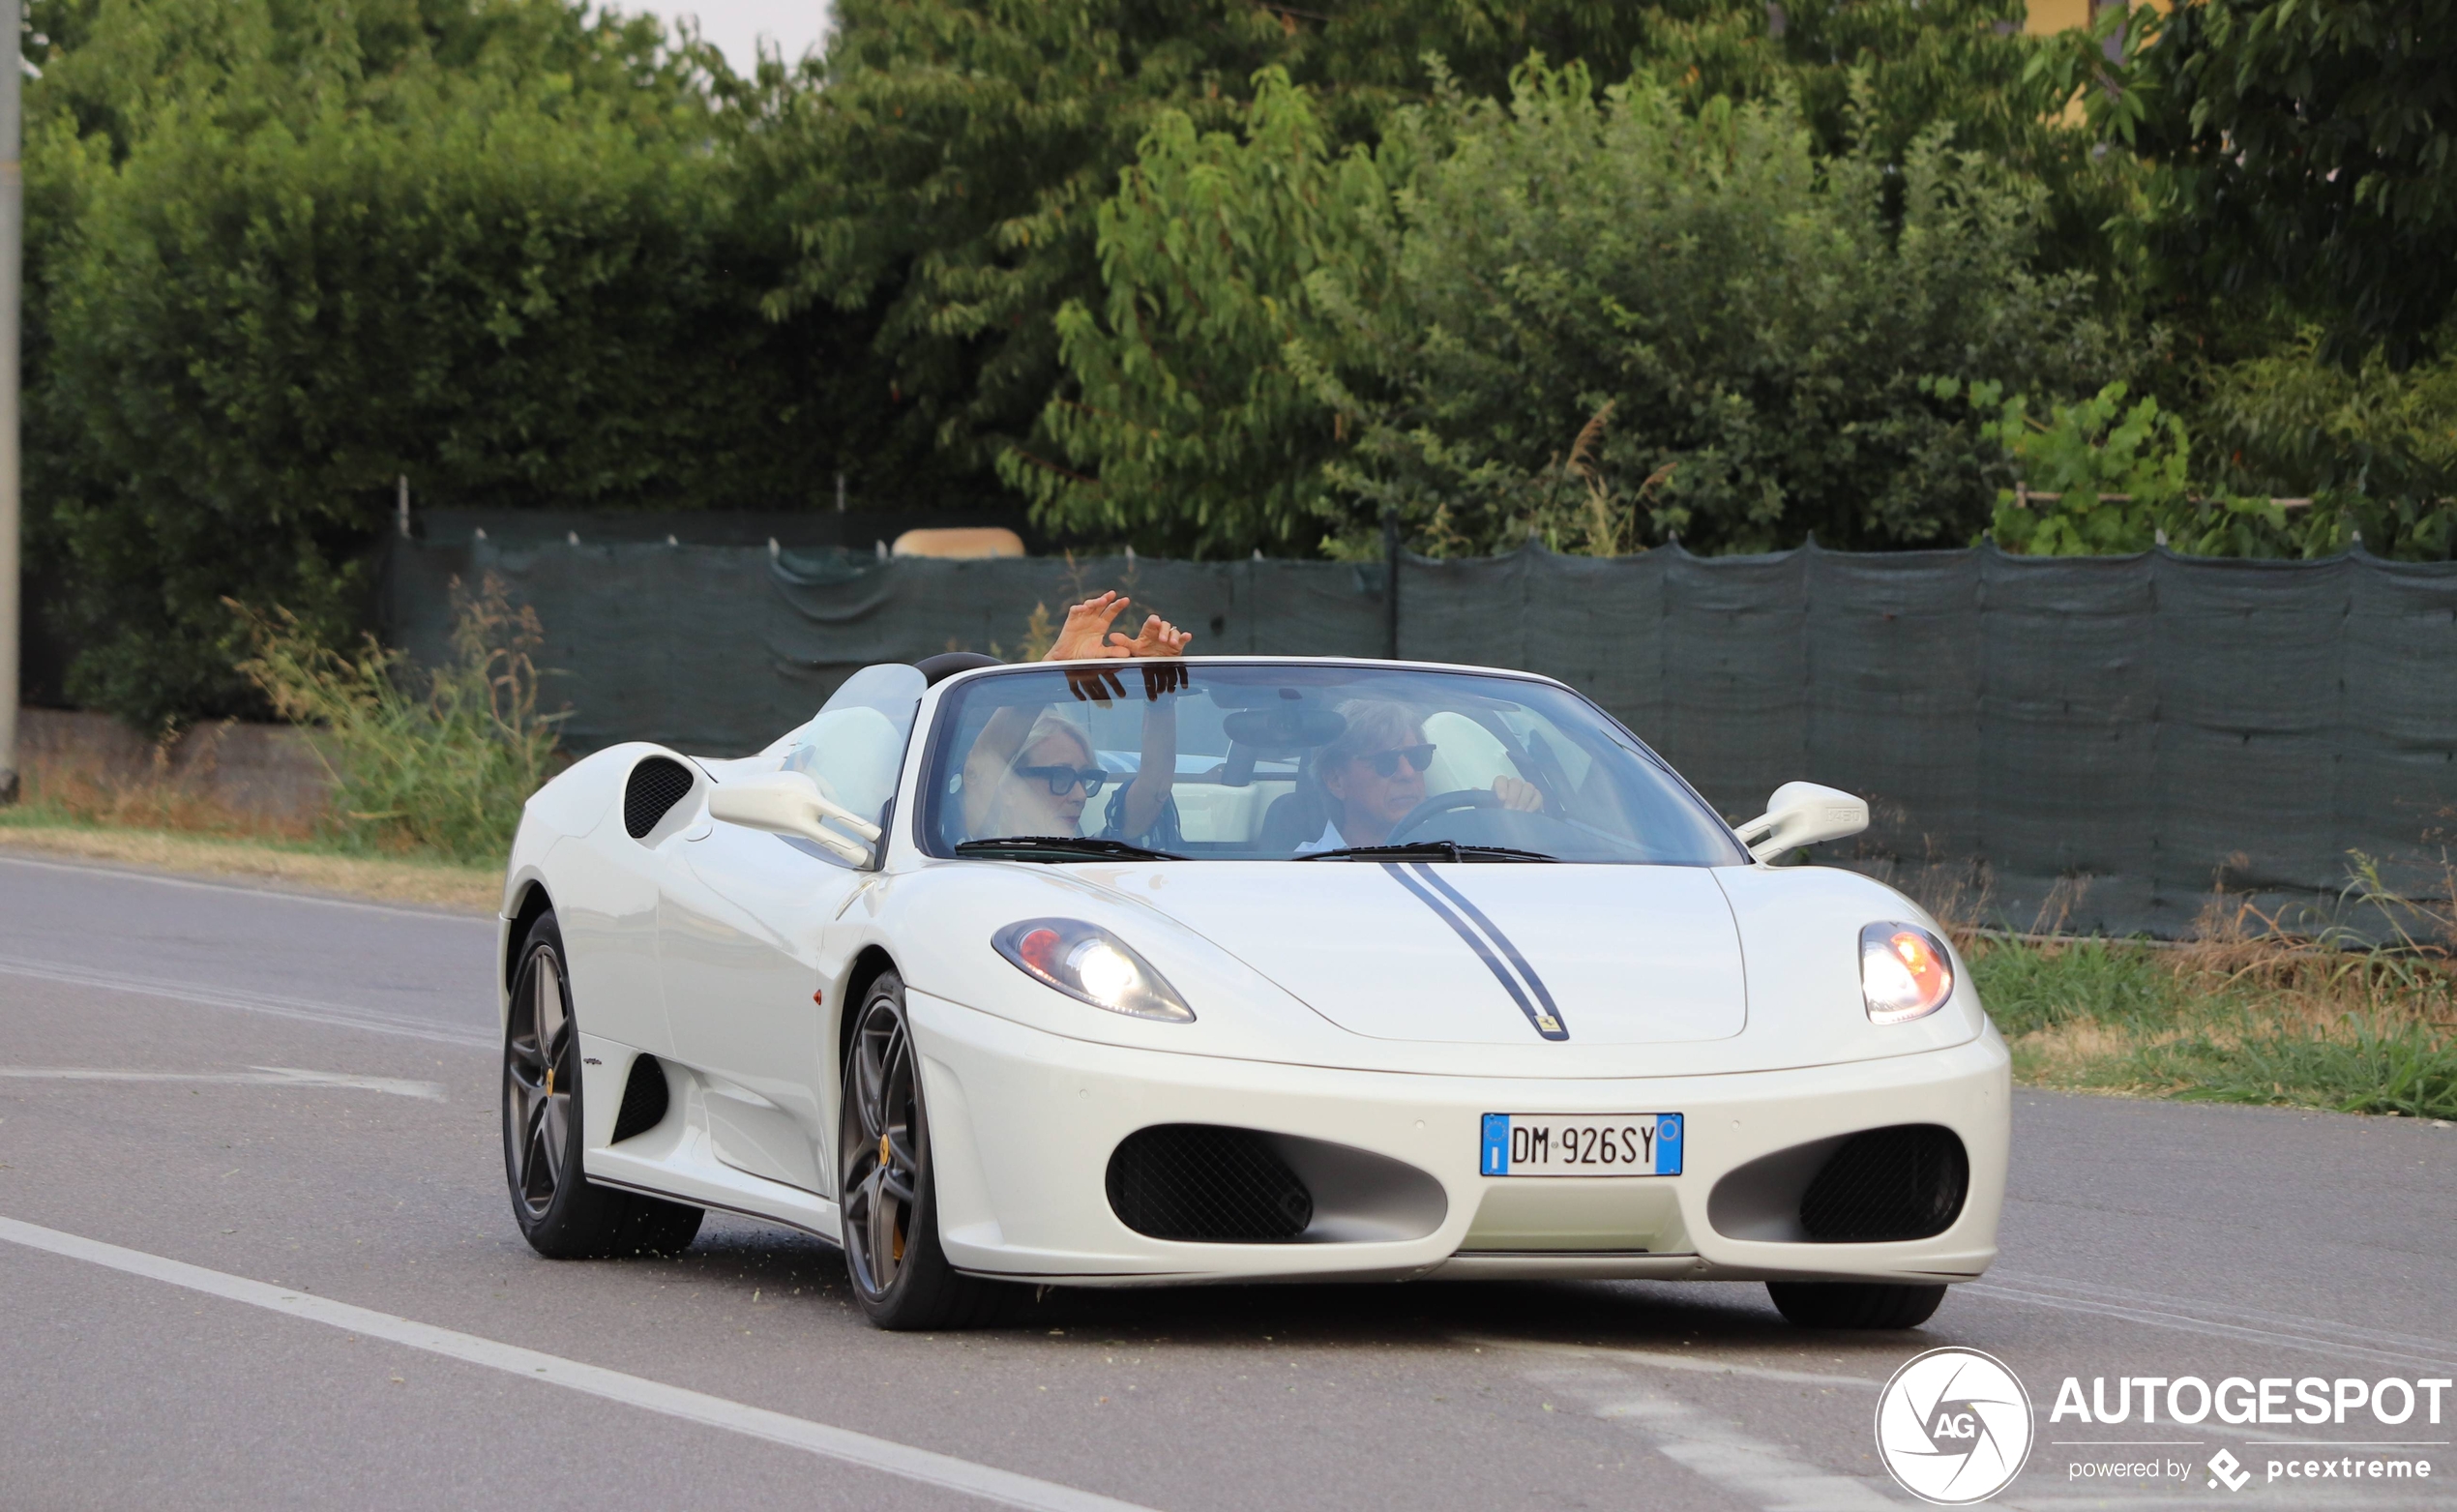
[1494,776,1545,813]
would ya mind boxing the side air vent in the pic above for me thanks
[1107,1125,1315,1243]
[610,1055,670,1142]
[624,757,695,840]
[1798,1125,1968,1243]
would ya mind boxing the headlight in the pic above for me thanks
[1860,922,1954,1024]
[992,919,1194,1023]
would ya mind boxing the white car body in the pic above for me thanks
[498,657,2009,1290]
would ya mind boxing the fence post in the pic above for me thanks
[1382,505,1400,660]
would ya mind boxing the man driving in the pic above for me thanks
[1295,699,1544,852]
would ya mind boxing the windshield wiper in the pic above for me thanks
[1295,841,1556,863]
[955,836,1186,862]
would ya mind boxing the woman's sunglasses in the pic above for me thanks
[1360,743,1436,778]
[1013,762,1110,796]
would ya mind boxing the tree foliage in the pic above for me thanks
[2196,333,2457,557]
[724,0,1686,501]
[2131,0,2457,368]
[1014,64,2123,558]
[23,0,2457,735]
[30,0,823,726]
[1945,379,2316,556]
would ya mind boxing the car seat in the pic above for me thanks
[1258,770,1330,853]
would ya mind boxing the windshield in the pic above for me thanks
[917,662,1746,865]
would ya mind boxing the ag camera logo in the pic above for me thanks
[1876,1347,2035,1504]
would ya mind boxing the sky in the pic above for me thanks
[610,0,831,75]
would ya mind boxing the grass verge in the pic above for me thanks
[1969,931,2457,1120]
[0,805,501,913]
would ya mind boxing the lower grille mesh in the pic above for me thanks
[1106,1125,1314,1242]
[610,1055,669,1142]
[1798,1124,1969,1242]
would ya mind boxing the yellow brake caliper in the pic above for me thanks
[881,1132,905,1261]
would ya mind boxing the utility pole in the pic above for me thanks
[0,7,21,805]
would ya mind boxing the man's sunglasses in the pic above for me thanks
[1013,762,1110,796]
[1360,744,1436,778]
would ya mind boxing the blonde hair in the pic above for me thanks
[1016,711,1093,768]
[975,712,1098,838]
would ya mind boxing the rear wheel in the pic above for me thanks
[839,970,1010,1329]
[504,912,702,1259]
[1766,1281,1946,1330]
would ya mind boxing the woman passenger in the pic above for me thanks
[958,593,1189,845]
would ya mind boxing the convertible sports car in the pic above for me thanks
[497,654,2008,1331]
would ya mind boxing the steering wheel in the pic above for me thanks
[1384,787,1505,844]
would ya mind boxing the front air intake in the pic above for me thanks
[1797,1124,1968,1242]
[610,1055,669,1142]
[624,757,695,840]
[1106,1125,1315,1242]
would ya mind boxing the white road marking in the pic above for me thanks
[1522,1362,1902,1510]
[0,954,493,1050]
[0,850,496,924]
[1513,1354,2453,1512]
[0,1215,1157,1512]
[0,1066,446,1101]
[1458,1334,1881,1390]
[1967,1279,2457,1376]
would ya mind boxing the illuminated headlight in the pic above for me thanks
[992,919,1194,1023]
[1860,922,1955,1024]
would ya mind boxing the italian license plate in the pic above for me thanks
[1479,1112,1682,1177]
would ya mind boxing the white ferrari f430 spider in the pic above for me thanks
[497,654,2008,1329]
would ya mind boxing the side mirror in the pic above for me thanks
[706,771,883,867]
[1732,781,1868,864]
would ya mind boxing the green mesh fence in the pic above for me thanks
[382,533,2457,937]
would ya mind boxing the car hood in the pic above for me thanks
[1107,862,1747,1047]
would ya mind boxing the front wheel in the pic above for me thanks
[1765,1280,1946,1330]
[838,971,1010,1329]
[504,912,703,1259]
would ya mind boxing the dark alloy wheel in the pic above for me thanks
[503,911,703,1259]
[838,970,1010,1329]
[1766,1280,1946,1330]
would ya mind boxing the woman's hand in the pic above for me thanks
[1109,614,1191,658]
[1045,592,1133,661]
[1044,594,1194,661]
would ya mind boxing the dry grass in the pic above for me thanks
[3,732,498,910]
[0,818,501,912]
[1958,878,2457,1118]
[15,743,320,842]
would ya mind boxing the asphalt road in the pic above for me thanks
[2,850,2452,1511]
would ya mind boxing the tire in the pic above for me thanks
[839,970,1011,1329]
[504,912,703,1260]
[1766,1281,1947,1330]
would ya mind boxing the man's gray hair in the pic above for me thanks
[1313,698,1424,781]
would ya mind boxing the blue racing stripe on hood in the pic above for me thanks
[1378,863,1569,1042]
[1409,864,1568,1038]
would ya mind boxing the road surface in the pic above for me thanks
[1,852,2451,1510]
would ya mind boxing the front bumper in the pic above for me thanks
[907,990,2010,1287]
